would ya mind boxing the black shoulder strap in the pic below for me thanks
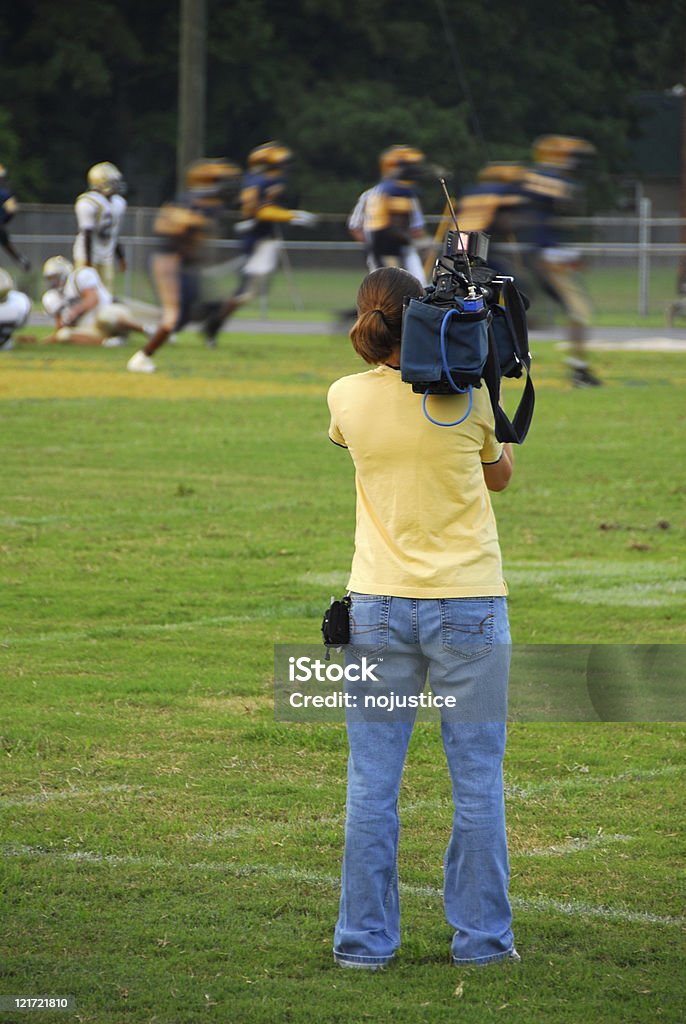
[484,280,535,444]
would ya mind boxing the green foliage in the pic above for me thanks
[282,81,477,211]
[0,0,683,205]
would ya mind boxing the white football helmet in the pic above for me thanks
[87,162,123,196]
[42,256,73,287]
[0,267,13,301]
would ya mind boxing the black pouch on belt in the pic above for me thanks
[321,595,351,650]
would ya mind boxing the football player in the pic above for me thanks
[0,165,31,271]
[520,135,600,387]
[203,142,317,334]
[0,268,31,350]
[73,162,127,291]
[127,158,241,373]
[456,162,527,277]
[41,255,149,347]
[361,146,432,285]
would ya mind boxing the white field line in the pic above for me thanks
[2,843,682,928]
[3,764,679,817]
[4,560,684,648]
[517,833,633,857]
[505,763,686,798]
[188,823,633,861]
[0,784,143,809]
[400,764,686,812]
[0,615,248,646]
[585,338,686,353]
[0,607,325,646]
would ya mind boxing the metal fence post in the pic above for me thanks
[638,197,652,316]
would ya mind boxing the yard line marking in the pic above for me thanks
[0,607,320,646]
[187,821,634,860]
[506,764,686,798]
[0,784,143,809]
[0,616,247,646]
[516,833,633,857]
[188,815,343,843]
[402,765,686,811]
[3,844,682,928]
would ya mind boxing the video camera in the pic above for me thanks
[400,221,535,442]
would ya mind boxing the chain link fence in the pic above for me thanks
[6,204,686,322]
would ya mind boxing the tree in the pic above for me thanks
[0,0,683,208]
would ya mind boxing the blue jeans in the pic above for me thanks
[333,594,514,967]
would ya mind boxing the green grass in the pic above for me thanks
[0,329,684,1023]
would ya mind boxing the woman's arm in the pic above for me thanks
[482,443,514,492]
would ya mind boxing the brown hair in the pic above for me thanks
[349,267,424,365]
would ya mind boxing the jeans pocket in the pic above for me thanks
[440,598,495,661]
[348,593,390,660]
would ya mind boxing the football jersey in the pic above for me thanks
[238,171,297,247]
[363,179,424,236]
[73,190,116,265]
[63,266,113,326]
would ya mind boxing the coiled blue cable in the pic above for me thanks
[421,308,473,427]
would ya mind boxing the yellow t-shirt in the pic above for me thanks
[327,365,507,598]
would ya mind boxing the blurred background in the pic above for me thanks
[1,0,685,321]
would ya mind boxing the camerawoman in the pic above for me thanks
[327,255,525,970]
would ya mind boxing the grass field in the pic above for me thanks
[1,324,684,1023]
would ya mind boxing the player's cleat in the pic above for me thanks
[127,349,156,373]
[102,335,127,348]
[571,366,602,388]
[566,358,602,388]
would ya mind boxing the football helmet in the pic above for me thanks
[532,135,596,170]
[42,255,73,287]
[0,267,13,301]
[185,158,241,200]
[247,142,292,173]
[379,145,425,180]
[477,161,526,184]
[87,162,123,196]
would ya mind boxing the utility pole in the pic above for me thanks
[678,37,686,293]
[177,0,207,192]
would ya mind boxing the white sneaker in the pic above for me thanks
[102,335,127,348]
[127,350,156,373]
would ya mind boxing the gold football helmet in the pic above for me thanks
[185,158,241,199]
[532,135,596,170]
[42,256,73,287]
[379,145,425,180]
[247,142,292,173]
[477,162,526,184]
[0,267,13,301]
[87,162,123,196]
